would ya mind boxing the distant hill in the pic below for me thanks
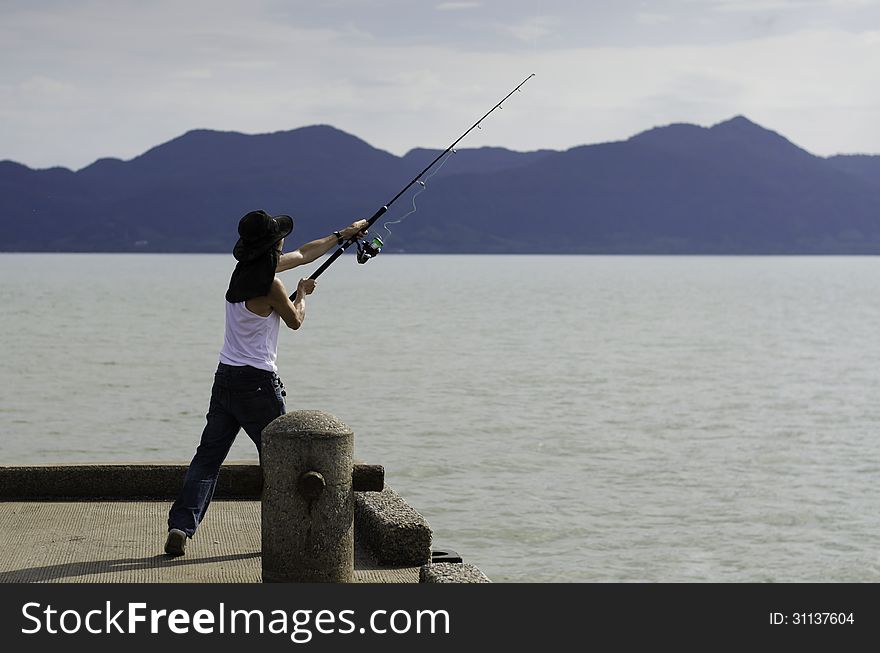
[2,118,879,253]
[826,154,880,188]
[401,146,555,178]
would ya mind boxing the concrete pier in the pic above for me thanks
[261,410,356,583]
[0,499,419,583]
[0,461,491,583]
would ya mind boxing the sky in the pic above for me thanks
[1,0,879,170]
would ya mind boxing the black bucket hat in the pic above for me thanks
[232,210,294,262]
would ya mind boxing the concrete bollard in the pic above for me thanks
[261,410,354,583]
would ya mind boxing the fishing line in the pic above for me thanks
[377,3,545,246]
[288,73,535,300]
[380,148,456,243]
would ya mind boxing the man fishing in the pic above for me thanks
[165,210,367,556]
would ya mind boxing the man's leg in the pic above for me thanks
[168,385,240,539]
[236,375,286,457]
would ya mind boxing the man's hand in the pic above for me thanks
[277,220,370,273]
[297,278,316,296]
[340,219,369,240]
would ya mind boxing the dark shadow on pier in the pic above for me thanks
[0,551,261,583]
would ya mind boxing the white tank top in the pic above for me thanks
[218,301,281,372]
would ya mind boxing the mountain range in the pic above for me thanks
[2,117,879,254]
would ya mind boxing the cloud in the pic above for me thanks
[1,2,879,168]
[703,0,818,11]
[636,12,673,25]
[698,0,876,13]
[435,1,482,9]
[18,76,78,100]
[496,15,559,43]
[169,69,215,81]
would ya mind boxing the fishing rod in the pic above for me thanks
[289,73,535,300]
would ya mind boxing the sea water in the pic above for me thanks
[1,253,879,582]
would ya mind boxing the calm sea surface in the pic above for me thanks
[2,253,879,582]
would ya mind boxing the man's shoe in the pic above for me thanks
[164,529,187,556]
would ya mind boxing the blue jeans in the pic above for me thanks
[168,362,286,537]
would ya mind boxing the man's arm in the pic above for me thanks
[276,220,369,272]
[267,277,315,330]
[276,234,335,272]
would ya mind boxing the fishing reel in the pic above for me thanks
[356,235,384,264]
